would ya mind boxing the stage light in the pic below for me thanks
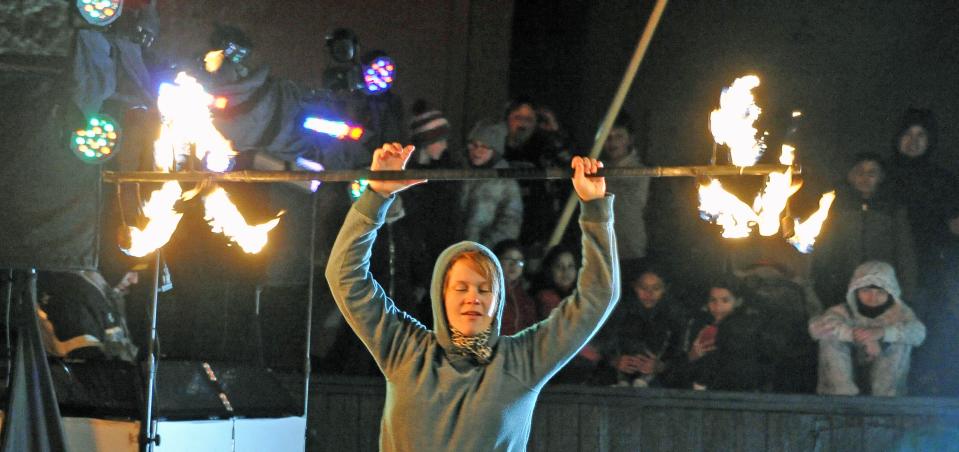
[350,179,370,201]
[362,54,395,95]
[302,117,364,141]
[71,114,121,164]
[295,156,325,192]
[213,96,229,109]
[76,0,123,27]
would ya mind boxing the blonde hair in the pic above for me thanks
[443,250,500,300]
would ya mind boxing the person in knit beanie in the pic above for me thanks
[409,99,452,168]
[457,121,522,247]
[809,261,926,396]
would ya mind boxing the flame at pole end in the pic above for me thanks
[203,187,282,254]
[752,145,801,236]
[779,144,795,166]
[156,72,236,172]
[698,179,758,239]
[710,75,766,167]
[788,191,837,254]
[121,181,184,257]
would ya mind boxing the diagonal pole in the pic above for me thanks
[547,0,670,248]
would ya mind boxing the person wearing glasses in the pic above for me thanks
[493,239,537,335]
[325,143,618,450]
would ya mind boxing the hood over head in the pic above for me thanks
[845,260,902,312]
[431,241,506,364]
[892,108,938,165]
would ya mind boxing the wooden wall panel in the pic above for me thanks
[309,377,959,452]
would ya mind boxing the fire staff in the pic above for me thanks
[324,142,619,451]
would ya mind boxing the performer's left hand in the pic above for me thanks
[571,156,605,202]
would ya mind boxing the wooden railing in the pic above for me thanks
[308,375,959,452]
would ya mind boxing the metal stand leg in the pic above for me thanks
[142,252,162,451]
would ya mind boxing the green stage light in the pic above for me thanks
[71,115,121,164]
[77,0,123,27]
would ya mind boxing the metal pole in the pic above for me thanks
[547,0,670,248]
[142,252,161,451]
[302,189,319,419]
[2,269,12,391]
[102,164,793,184]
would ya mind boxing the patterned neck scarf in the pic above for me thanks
[449,325,493,365]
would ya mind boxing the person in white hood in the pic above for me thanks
[809,261,925,396]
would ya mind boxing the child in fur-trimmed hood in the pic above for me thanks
[809,260,925,396]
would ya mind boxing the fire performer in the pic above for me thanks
[325,142,619,450]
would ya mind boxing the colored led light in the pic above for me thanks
[71,114,120,164]
[77,0,122,26]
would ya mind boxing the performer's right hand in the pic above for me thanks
[368,142,427,197]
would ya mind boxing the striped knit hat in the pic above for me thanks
[410,101,451,146]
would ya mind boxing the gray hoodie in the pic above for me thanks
[325,189,619,451]
[809,260,925,346]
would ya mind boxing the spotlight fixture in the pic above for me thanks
[362,54,395,95]
[302,117,364,141]
[71,114,121,164]
[76,0,123,27]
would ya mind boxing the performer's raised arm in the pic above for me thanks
[505,156,621,386]
[324,142,427,376]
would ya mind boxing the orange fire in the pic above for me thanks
[204,188,283,254]
[788,191,836,253]
[122,72,280,257]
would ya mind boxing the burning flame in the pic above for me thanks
[788,191,836,253]
[204,188,282,254]
[122,72,281,257]
[698,179,758,239]
[710,75,765,166]
[156,72,236,172]
[122,182,184,258]
[752,144,801,236]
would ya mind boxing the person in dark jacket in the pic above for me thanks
[812,152,917,308]
[672,276,771,391]
[885,108,959,319]
[493,239,538,336]
[598,264,686,387]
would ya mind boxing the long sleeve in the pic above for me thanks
[882,305,926,346]
[808,305,854,342]
[324,190,429,379]
[506,195,620,387]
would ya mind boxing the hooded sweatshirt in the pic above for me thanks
[325,189,619,451]
[809,261,925,347]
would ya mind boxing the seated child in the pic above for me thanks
[808,261,925,396]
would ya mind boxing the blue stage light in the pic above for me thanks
[302,117,364,141]
[363,56,395,95]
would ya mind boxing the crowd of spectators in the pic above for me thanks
[318,101,959,399]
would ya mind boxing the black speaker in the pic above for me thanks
[155,360,302,420]
[49,359,141,419]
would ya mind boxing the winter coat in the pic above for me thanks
[812,187,917,307]
[808,261,926,394]
[603,149,650,261]
[458,157,523,248]
[672,306,771,391]
[596,292,686,387]
[325,190,619,451]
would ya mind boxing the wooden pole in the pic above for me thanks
[546,0,670,248]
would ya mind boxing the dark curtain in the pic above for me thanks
[0,272,67,452]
